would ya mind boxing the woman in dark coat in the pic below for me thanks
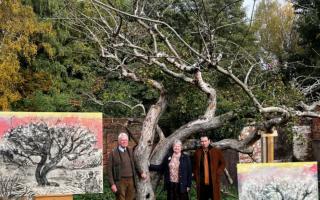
[150,139,192,200]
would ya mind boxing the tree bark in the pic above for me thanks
[134,82,167,200]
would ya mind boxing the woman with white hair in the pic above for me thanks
[150,139,192,200]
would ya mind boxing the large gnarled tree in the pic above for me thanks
[62,0,320,199]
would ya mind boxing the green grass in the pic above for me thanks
[74,178,238,200]
[153,181,238,200]
[222,186,238,200]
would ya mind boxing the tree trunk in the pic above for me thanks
[133,113,236,199]
[36,165,52,186]
[134,102,166,200]
[35,156,47,186]
[35,156,60,186]
[134,82,167,200]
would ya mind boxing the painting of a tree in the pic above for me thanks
[0,112,103,196]
[4,122,97,186]
[238,162,318,200]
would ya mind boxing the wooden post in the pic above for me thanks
[266,136,274,162]
[34,195,73,200]
[262,129,278,163]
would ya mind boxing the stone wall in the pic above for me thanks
[292,125,313,161]
[312,116,320,191]
[239,127,262,163]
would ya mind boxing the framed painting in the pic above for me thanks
[238,162,318,200]
[0,112,103,198]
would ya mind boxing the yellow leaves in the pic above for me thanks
[41,42,56,58]
[21,71,52,94]
[0,0,53,110]
[0,54,20,80]
[0,54,21,110]
[92,77,105,93]
[0,0,53,57]
[0,94,21,111]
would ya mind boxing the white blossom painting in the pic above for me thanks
[237,162,318,200]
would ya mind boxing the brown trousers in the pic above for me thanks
[116,177,136,200]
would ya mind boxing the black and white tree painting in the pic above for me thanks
[0,112,103,197]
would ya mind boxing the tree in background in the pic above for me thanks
[252,0,299,63]
[2,0,318,199]
[0,0,52,110]
[292,0,320,65]
[9,0,105,112]
[61,0,320,198]
[250,0,320,110]
[287,0,320,102]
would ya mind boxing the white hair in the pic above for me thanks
[172,139,182,146]
[118,132,129,140]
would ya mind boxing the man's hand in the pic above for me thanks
[111,184,117,193]
[141,172,147,180]
[187,187,190,192]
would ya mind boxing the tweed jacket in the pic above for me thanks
[107,147,137,188]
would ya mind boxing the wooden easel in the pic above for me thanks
[34,195,73,200]
[262,129,278,163]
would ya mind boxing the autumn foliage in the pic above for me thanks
[0,0,52,110]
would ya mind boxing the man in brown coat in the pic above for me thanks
[193,136,226,200]
[107,132,146,200]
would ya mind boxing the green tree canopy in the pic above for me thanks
[286,0,320,102]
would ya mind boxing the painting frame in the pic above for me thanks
[0,112,103,198]
[237,162,318,200]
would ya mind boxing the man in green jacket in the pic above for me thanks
[107,132,146,200]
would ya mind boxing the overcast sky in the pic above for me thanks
[242,0,286,18]
[243,0,257,18]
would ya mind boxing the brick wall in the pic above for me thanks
[312,116,320,140]
[103,118,142,171]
